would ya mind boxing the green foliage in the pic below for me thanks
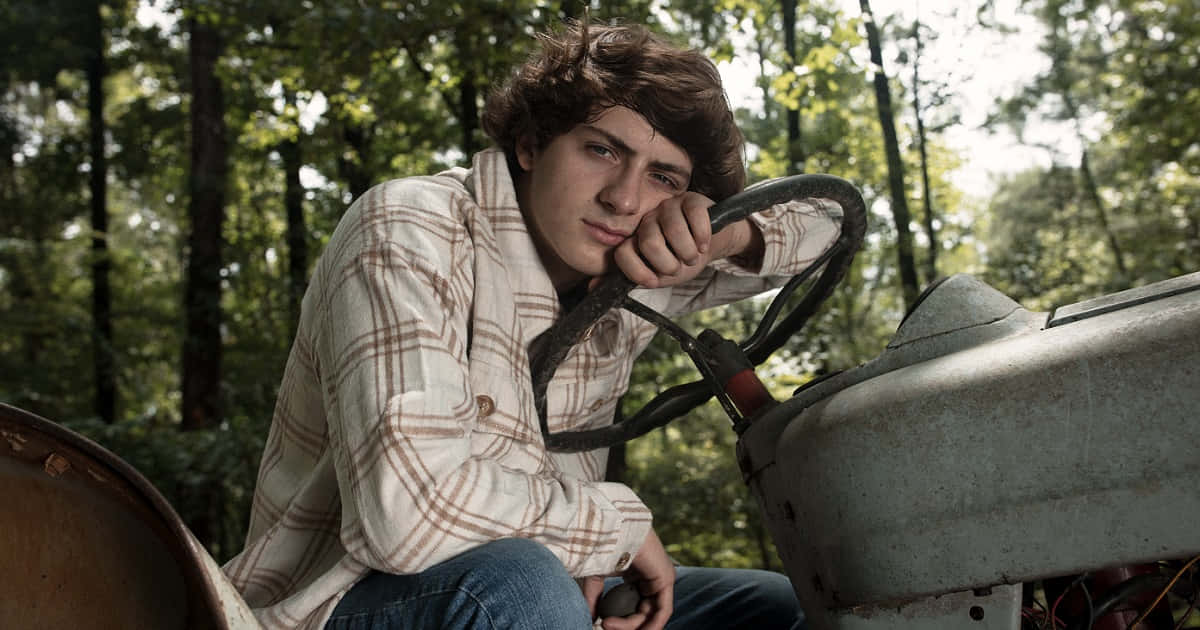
[984,0,1199,307]
[626,405,780,569]
[62,410,265,563]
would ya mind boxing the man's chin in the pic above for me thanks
[567,257,614,281]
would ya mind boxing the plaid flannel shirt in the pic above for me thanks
[221,148,840,629]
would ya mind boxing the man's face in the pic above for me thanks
[516,106,694,291]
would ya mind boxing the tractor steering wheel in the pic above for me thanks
[529,174,868,452]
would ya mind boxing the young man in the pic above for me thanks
[223,20,840,630]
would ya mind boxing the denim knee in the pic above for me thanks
[325,538,591,630]
[669,566,805,630]
[472,538,568,579]
[452,538,591,629]
[744,570,804,622]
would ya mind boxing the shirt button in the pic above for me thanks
[581,324,597,342]
[589,398,606,412]
[616,552,631,571]
[476,395,495,417]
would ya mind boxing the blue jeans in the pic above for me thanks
[325,538,805,629]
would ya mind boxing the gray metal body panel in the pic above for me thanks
[828,585,1021,630]
[738,273,1200,630]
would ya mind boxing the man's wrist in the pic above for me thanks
[723,219,765,271]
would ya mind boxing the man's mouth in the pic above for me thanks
[584,220,630,246]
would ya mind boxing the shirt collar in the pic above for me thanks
[467,148,563,343]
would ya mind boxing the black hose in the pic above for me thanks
[1071,573,1169,629]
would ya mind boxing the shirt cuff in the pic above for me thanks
[593,482,653,575]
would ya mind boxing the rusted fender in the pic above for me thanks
[0,403,261,630]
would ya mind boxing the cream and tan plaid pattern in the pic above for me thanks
[221,148,841,629]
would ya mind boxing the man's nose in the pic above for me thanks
[599,167,642,215]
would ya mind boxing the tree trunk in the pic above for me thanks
[182,15,227,433]
[860,0,921,307]
[87,1,115,423]
[338,122,373,202]
[755,35,773,118]
[911,19,938,285]
[0,122,42,412]
[754,521,775,571]
[1046,16,1128,281]
[1185,208,1200,259]
[451,27,481,159]
[1183,210,1200,275]
[459,75,479,158]
[10,238,47,416]
[280,132,307,331]
[1078,148,1128,278]
[558,0,581,21]
[782,0,805,174]
[29,235,50,413]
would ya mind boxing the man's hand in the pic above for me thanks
[577,576,605,619]
[600,528,675,630]
[612,192,761,289]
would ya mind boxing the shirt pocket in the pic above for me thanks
[467,358,544,469]
[546,313,633,432]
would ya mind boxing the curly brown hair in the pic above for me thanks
[482,20,746,201]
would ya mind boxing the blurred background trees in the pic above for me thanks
[1,0,1195,564]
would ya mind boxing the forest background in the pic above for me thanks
[1,0,1196,568]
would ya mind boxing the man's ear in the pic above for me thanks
[515,135,537,171]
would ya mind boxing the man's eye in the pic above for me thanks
[653,173,681,190]
[588,144,614,158]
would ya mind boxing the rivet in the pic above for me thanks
[44,453,70,477]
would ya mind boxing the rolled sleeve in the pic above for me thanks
[712,197,843,277]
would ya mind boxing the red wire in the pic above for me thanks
[1049,577,1085,629]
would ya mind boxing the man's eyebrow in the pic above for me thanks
[581,125,693,180]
